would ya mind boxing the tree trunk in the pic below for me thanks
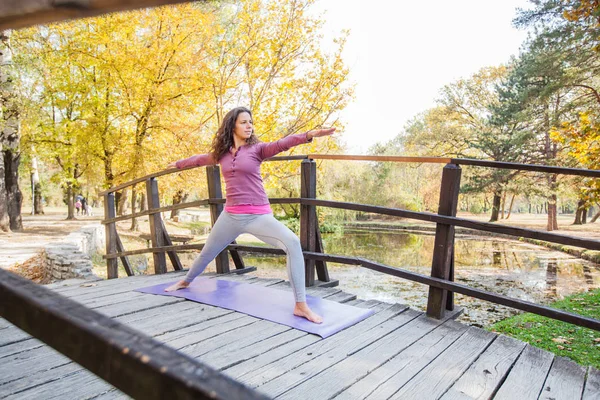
[66,182,75,219]
[582,207,587,224]
[140,192,147,212]
[130,185,139,231]
[574,199,585,225]
[31,155,44,214]
[116,188,128,216]
[591,209,600,223]
[506,193,516,220]
[489,191,501,222]
[170,190,188,220]
[34,182,44,214]
[500,191,506,219]
[547,195,558,231]
[0,30,22,231]
[0,150,8,231]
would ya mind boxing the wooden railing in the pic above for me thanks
[100,155,600,331]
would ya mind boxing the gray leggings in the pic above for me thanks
[184,212,306,302]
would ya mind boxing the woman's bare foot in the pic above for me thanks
[165,280,190,292]
[293,302,323,324]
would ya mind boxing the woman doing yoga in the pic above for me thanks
[165,107,335,324]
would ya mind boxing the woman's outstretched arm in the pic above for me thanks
[167,153,218,169]
[259,128,336,160]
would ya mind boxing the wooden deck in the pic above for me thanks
[1,271,598,399]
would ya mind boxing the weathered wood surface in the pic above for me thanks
[1,272,597,399]
[1,0,197,32]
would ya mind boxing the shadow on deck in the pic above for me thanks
[0,271,598,399]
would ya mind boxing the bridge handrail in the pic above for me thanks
[99,156,600,332]
[98,154,600,196]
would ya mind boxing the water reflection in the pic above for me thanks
[241,231,600,326]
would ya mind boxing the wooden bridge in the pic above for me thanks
[2,270,598,399]
[2,154,600,399]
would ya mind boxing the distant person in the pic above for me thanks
[81,197,88,216]
[75,199,82,215]
[164,106,335,324]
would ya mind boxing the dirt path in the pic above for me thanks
[0,207,102,270]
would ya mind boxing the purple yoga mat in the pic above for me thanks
[135,278,374,338]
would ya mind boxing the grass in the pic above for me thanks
[490,289,600,368]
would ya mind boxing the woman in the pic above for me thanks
[165,107,335,324]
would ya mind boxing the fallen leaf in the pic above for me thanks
[552,337,571,344]
[557,345,565,350]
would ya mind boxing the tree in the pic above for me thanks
[0,30,23,231]
[403,66,535,222]
[13,0,352,225]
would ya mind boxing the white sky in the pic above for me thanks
[311,0,532,153]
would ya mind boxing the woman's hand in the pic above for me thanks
[307,127,336,140]
[167,162,177,169]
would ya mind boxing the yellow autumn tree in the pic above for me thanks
[14,0,353,223]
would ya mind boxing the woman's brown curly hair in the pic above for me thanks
[210,107,259,161]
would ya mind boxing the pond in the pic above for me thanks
[240,230,600,327]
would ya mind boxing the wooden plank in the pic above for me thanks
[230,303,407,386]
[439,335,526,400]
[0,0,193,31]
[3,366,114,400]
[0,362,82,398]
[0,338,44,359]
[257,309,422,397]
[387,327,497,399]
[284,315,466,399]
[160,315,259,350]
[538,356,586,400]
[209,328,308,371]
[146,178,167,274]
[184,320,289,359]
[223,301,388,380]
[0,345,71,384]
[323,291,356,303]
[159,219,184,271]
[87,389,129,399]
[334,320,468,400]
[102,199,211,225]
[300,159,317,286]
[206,165,230,274]
[308,154,452,164]
[427,164,461,318]
[493,344,554,400]
[115,232,134,276]
[314,223,329,281]
[302,198,600,251]
[450,157,600,178]
[104,193,118,279]
[583,367,600,400]
[49,271,188,295]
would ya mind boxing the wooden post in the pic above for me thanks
[159,219,183,271]
[300,159,317,286]
[146,178,167,274]
[115,234,133,276]
[206,165,230,274]
[426,163,461,319]
[103,193,118,279]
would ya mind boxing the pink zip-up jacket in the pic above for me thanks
[175,133,311,207]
